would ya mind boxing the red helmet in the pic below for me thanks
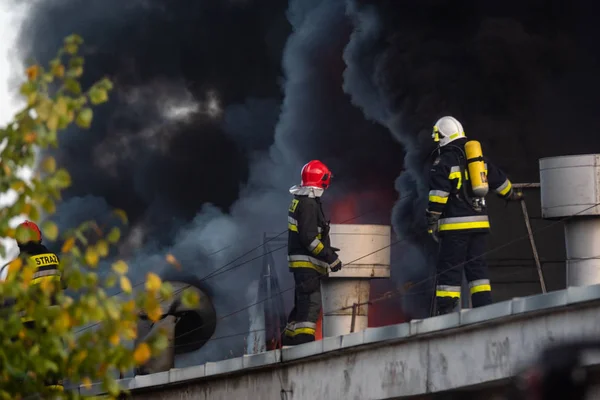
[17,220,42,243]
[301,160,332,189]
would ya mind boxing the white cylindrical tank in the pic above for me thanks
[540,154,600,286]
[320,224,391,338]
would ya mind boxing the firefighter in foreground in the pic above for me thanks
[4,221,64,392]
[283,160,342,346]
[426,116,523,315]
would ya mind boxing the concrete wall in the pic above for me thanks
[77,285,600,400]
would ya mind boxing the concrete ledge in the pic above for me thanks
[80,284,600,399]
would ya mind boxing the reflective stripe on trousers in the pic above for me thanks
[436,285,461,298]
[439,215,490,231]
[469,279,491,294]
[284,321,316,337]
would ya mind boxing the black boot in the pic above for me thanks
[435,297,459,316]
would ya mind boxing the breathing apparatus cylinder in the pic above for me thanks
[465,140,489,197]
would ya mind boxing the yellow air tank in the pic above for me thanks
[465,140,489,197]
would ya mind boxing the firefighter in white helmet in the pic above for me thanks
[426,116,523,315]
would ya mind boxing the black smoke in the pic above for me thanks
[17,0,401,365]
[18,0,599,360]
[343,0,600,315]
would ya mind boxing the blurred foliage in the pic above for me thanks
[0,35,198,399]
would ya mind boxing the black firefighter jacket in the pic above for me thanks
[427,138,514,234]
[1,242,63,320]
[288,193,340,275]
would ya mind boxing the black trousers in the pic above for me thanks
[283,269,322,345]
[434,232,493,315]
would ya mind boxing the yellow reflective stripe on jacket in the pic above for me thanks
[30,253,59,267]
[495,179,512,196]
[436,285,461,298]
[288,255,328,274]
[288,217,322,238]
[448,166,462,189]
[469,279,491,294]
[428,190,449,204]
[308,238,324,255]
[439,216,490,231]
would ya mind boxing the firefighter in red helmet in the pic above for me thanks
[3,220,64,393]
[283,160,342,346]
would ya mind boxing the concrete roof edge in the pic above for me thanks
[78,283,600,396]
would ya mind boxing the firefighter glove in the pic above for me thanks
[507,189,524,202]
[426,210,441,243]
[329,258,343,272]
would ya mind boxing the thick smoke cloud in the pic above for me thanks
[18,0,400,364]
[18,0,599,360]
[343,0,600,316]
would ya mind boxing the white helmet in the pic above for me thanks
[432,116,466,147]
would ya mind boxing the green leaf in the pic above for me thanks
[150,332,169,352]
[41,221,59,241]
[64,34,83,45]
[181,288,200,309]
[42,198,56,214]
[41,156,56,173]
[69,56,84,68]
[53,169,72,189]
[16,224,34,243]
[89,87,109,105]
[96,240,109,257]
[107,227,120,244]
[75,108,93,128]
[64,78,82,95]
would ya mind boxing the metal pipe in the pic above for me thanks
[321,224,391,337]
[520,198,547,293]
[565,218,600,286]
[540,154,600,287]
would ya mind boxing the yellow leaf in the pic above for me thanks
[22,203,31,216]
[61,237,75,253]
[147,303,163,323]
[22,265,34,285]
[166,253,181,270]
[123,299,136,314]
[46,113,59,131]
[52,64,65,78]
[96,239,109,257]
[133,342,151,365]
[113,209,128,224]
[120,276,132,294]
[109,333,120,346]
[82,377,92,390]
[84,247,99,267]
[23,132,37,143]
[26,65,39,81]
[123,326,137,340]
[41,156,56,173]
[41,221,59,241]
[2,163,11,177]
[53,311,71,332]
[112,260,128,275]
[145,272,162,292]
[6,258,22,280]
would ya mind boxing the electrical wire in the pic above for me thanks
[171,199,600,343]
